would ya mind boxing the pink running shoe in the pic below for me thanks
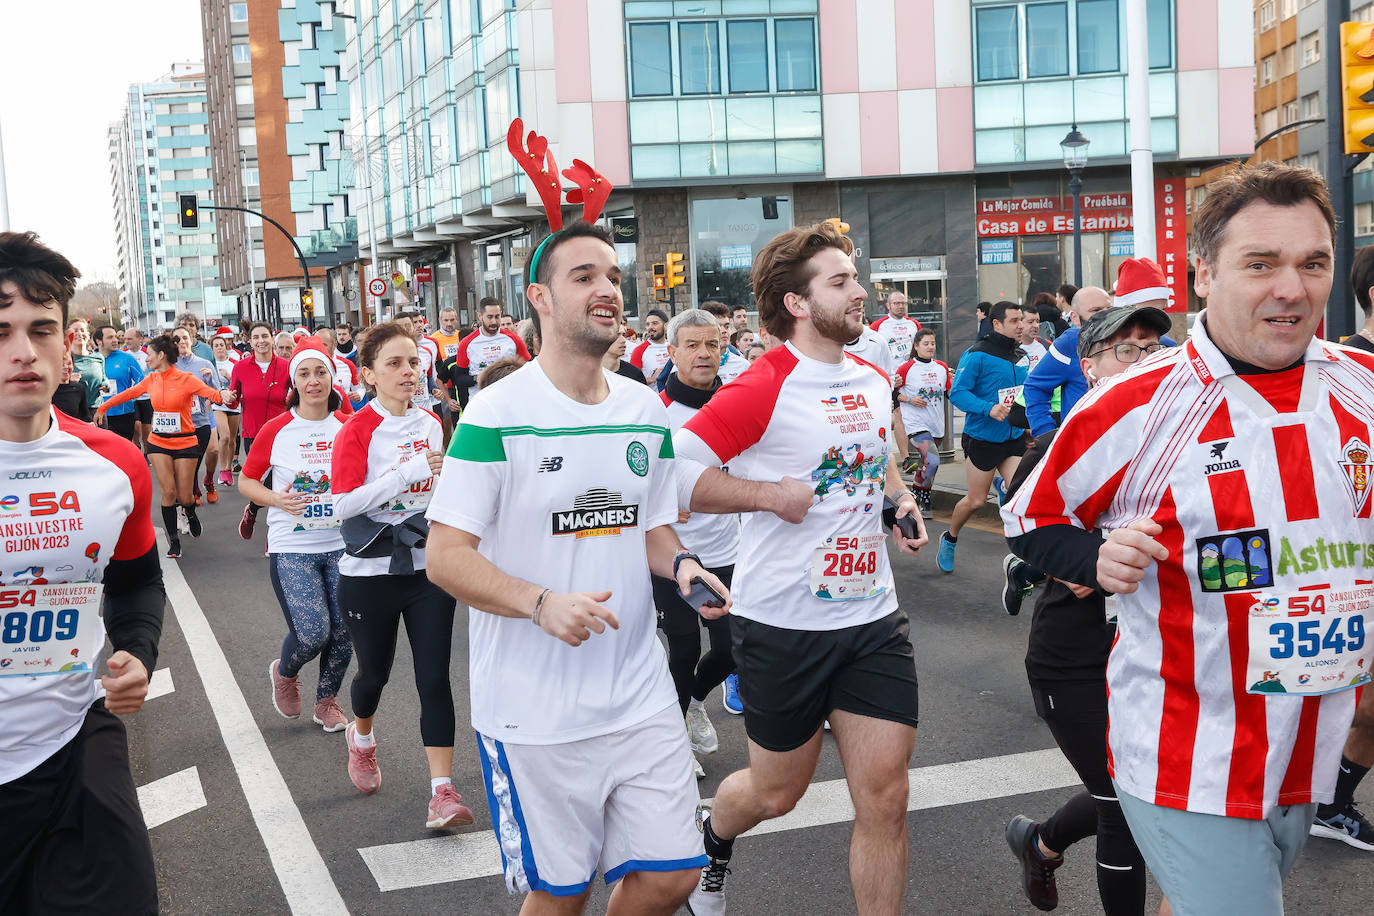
[269,659,301,719]
[218,469,234,487]
[346,723,381,793]
[426,784,474,829]
[313,697,348,733]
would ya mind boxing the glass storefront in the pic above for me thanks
[978,231,1132,305]
[690,192,795,310]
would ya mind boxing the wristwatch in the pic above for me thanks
[673,549,702,579]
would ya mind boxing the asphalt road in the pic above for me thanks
[123,487,1374,915]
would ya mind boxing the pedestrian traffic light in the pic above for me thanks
[666,252,685,289]
[1341,22,1374,154]
[825,216,851,235]
[178,194,200,230]
[652,263,668,302]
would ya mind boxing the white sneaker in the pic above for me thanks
[176,507,190,535]
[688,858,730,916]
[693,755,705,779]
[686,698,719,755]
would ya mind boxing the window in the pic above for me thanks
[629,23,672,96]
[1282,100,1298,124]
[1259,108,1277,137]
[235,85,254,106]
[1280,0,1296,15]
[1260,55,1275,85]
[775,19,816,91]
[1279,43,1295,75]
[232,43,250,63]
[1026,3,1068,78]
[1077,0,1119,74]
[976,6,1019,81]
[1302,91,1320,118]
[1300,151,1321,174]
[1358,202,1374,237]
[1148,0,1172,68]
[229,2,247,21]
[1302,32,1320,67]
[727,20,769,93]
[1257,0,1277,30]
[679,22,721,95]
[171,126,190,137]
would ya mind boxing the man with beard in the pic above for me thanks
[440,299,531,408]
[671,221,928,915]
[630,309,671,385]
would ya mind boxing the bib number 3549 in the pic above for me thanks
[1247,586,1374,696]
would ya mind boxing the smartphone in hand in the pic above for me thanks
[882,495,920,540]
[684,575,727,612]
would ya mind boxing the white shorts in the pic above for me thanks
[477,702,706,897]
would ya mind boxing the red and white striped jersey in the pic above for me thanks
[894,357,951,437]
[454,329,531,391]
[1003,320,1374,818]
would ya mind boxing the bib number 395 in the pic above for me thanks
[1247,586,1374,696]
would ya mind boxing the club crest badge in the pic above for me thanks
[1339,438,1374,517]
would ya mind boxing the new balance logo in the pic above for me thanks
[538,457,564,473]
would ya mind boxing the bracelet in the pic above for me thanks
[673,550,701,580]
[532,587,551,627]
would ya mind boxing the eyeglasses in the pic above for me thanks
[1087,342,1163,363]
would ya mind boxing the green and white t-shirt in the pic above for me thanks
[427,360,680,745]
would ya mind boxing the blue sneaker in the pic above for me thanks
[993,476,1007,505]
[722,674,742,715]
[936,532,957,573]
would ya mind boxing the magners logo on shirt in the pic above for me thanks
[552,487,639,538]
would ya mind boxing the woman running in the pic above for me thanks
[330,320,472,830]
[230,322,291,538]
[238,340,353,733]
[172,326,222,505]
[211,328,242,488]
[98,334,235,558]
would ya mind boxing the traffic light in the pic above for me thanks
[665,252,685,289]
[1341,22,1374,154]
[178,194,199,230]
[301,289,315,326]
[825,216,851,235]
[652,263,668,302]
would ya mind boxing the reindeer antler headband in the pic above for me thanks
[507,118,613,282]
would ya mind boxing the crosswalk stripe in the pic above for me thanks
[138,766,207,830]
[358,746,1080,893]
[146,667,174,701]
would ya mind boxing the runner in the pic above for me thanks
[704,302,749,385]
[330,320,473,830]
[424,216,729,912]
[210,328,243,488]
[870,290,921,364]
[335,322,358,363]
[894,329,951,519]
[1003,161,1373,915]
[603,318,647,383]
[239,340,353,733]
[95,324,144,444]
[274,331,297,361]
[444,299,532,404]
[230,322,292,539]
[125,327,153,449]
[1002,305,1171,915]
[0,230,165,915]
[672,221,927,914]
[1022,286,1112,438]
[66,317,106,411]
[629,308,671,385]
[176,311,215,362]
[171,327,223,505]
[429,305,464,362]
[98,334,235,558]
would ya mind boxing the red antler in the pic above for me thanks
[507,118,563,232]
[562,158,613,225]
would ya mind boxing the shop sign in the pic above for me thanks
[976,209,1133,237]
[719,244,753,270]
[869,256,945,274]
[1108,232,1134,257]
[612,218,639,243]
[414,266,433,283]
[1154,177,1188,314]
[510,246,531,267]
[979,239,1015,265]
[977,193,1131,216]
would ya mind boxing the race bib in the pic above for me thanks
[444,343,458,358]
[997,386,1023,409]
[389,476,434,512]
[809,534,888,601]
[1247,586,1374,696]
[152,411,181,434]
[292,494,340,531]
[411,391,434,410]
[0,583,103,678]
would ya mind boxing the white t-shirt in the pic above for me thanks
[659,391,740,567]
[894,357,952,437]
[428,360,679,745]
[716,350,750,385]
[413,337,440,408]
[214,357,242,413]
[242,409,348,554]
[675,342,899,630]
[871,315,922,364]
[844,328,895,378]
[629,339,671,379]
[454,329,529,393]
[1019,339,1049,372]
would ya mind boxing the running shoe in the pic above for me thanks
[722,674,742,715]
[176,507,190,535]
[238,504,256,540]
[1002,554,1033,617]
[1311,803,1374,851]
[202,471,214,491]
[688,859,730,916]
[232,460,242,473]
[1005,815,1061,911]
[916,488,933,520]
[186,511,202,539]
[218,469,234,487]
[345,722,381,794]
[165,536,182,559]
[270,659,301,719]
[693,755,706,779]
[686,698,719,755]
[936,532,956,573]
[426,784,475,829]
[194,494,202,506]
[313,697,348,732]
[993,476,1007,505]
[205,484,218,504]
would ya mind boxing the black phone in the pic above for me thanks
[684,575,727,612]
[882,495,920,540]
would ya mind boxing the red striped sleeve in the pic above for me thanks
[682,344,797,464]
[57,412,155,561]
[937,360,952,390]
[502,329,532,360]
[1151,488,1200,806]
[893,359,914,389]
[870,316,887,331]
[331,405,385,493]
[454,330,480,368]
[629,340,649,369]
[843,351,889,385]
[242,411,293,481]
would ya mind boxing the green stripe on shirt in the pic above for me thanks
[447,422,673,462]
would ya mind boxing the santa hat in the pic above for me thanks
[213,326,235,341]
[1113,258,1170,307]
[287,338,335,382]
[292,326,310,338]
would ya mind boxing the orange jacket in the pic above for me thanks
[100,366,224,449]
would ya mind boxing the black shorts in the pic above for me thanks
[106,412,137,443]
[961,433,1027,472]
[0,700,157,914]
[731,608,919,752]
[653,564,734,638]
[134,400,153,424]
[145,440,201,459]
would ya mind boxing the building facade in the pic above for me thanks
[108,63,235,332]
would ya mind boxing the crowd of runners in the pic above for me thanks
[4,158,1374,916]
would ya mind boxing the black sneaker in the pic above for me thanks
[1006,815,1061,911]
[1311,803,1374,851]
[916,488,933,520]
[166,536,182,559]
[186,510,202,539]
[1002,554,1034,616]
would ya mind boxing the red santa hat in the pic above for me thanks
[292,325,310,338]
[287,338,335,382]
[213,326,235,341]
[1113,258,1170,307]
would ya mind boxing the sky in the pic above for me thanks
[0,0,205,286]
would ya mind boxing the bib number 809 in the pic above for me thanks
[1269,617,1366,659]
[3,609,79,644]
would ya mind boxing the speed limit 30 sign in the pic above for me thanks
[368,278,387,297]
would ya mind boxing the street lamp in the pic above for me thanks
[1060,124,1091,287]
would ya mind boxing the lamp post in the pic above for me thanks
[1060,125,1091,288]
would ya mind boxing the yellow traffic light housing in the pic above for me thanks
[1341,22,1374,154]
[652,262,668,302]
[665,251,686,289]
[178,193,200,230]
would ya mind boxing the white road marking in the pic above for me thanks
[159,532,347,914]
[359,746,1080,893]
[138,766,207,829]
[146,666,174,701]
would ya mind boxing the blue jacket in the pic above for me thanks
[176,354,222,428]
[1024,328,1087,437]
[101,350,146,417]
[950,333,1027,443]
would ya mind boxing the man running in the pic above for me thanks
[672,221,927,914]
[1022,286,1112,438]
[870,290,921,365]
[441,299,531,406]
[1004,161,1374,914]
[95,324,144,443]
[0,231,165,914]
[629,309,671,385]
[425,221,731,913]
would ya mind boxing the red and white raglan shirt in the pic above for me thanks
[675,343,898,630]
[629,339,671,380]
[0,409,161,784]
[415,335,442,409]
[660,391,739,567]
[894,356,952,437]
[330,399,442,577]
[870,314,921,364]
[241,408,350,555]
[1003,318,1374,818]
[454,328,532,398]
[332,352,363,402]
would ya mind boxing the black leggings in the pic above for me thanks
[1031,679,1146,916]
[652,564,735,714]
[339,571,457,747]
